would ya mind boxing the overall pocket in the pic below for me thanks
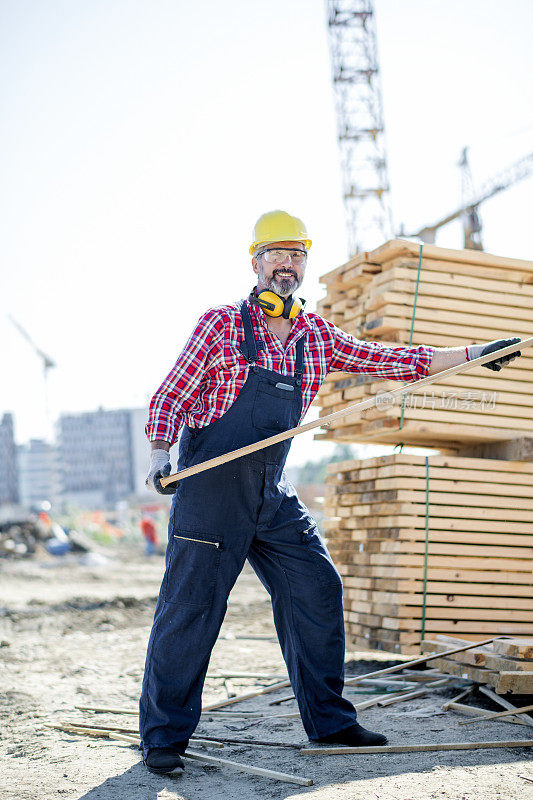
[163,530,223,607]
[252,382,295,433]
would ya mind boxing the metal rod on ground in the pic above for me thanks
[207,672,288,680]
[202,710,301,719]
[376,688,428,707]
[300,740,533,756]
[270,637,503,705]
[75,705,138,715]
[161,338,530,487]
[108,732,140,745]
[60,721,139,734]
[184,749,313,786]
[46,724,223,749]
[459,703,533,727]
[203,679,291,711]
[186,734,303,748]
[373,678,451,709]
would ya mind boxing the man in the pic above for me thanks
[140,515,159,556]
[140,210,521,775]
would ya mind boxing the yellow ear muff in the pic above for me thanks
[256,291,286,317]
[288,297,303,319]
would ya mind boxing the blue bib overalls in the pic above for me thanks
[140,302,358,754]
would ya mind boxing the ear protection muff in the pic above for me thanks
[249,290,306,319]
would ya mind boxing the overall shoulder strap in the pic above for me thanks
[294,335,305,386]
[239,300,264,364]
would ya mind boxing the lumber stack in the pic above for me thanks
[421,635,533,694]
[315,239,533,447]
[324,453,533,655]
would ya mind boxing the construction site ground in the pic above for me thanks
[1,545,531,800]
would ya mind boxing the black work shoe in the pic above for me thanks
[144,747,185,775]
[315,722,388,747]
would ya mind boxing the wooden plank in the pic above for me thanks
[337,477,533,497]
[345,593,533,613]
[299,740,533,756]
[490,670,533,694]
[492,639,533,659]
[444,702,529,726]
[335,463,533,485]
[325,453,533,475]
[341,566,533,585]
[366,239,533,272]
[365,304,533,337]
[382,254,533,283]
[326,418,533,443]
[484,654,533,672]
[342,579,533,598]
[363,315,533,347]
[343,550,533,571]
[366,290,533,323]
[362,542,533,561]
[421,658,496,683]
[370,263,533,299]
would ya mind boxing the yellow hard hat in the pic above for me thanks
[249,210,312,255]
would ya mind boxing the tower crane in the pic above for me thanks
[326,0,392,256]
[403,150,533,250]
[8,315,56,438]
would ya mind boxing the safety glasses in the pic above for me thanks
[257,248,308,265]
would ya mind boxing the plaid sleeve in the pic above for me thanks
[329,324,435,381]
[145,309,226,445]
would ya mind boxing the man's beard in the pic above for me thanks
[259,266,302,297]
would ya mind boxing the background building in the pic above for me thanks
[18,439,60,510]
[58,406,152,508]
[0,413,19,505]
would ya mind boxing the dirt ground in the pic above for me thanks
[1,546,532,800]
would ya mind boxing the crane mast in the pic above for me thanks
[326,0,392,255]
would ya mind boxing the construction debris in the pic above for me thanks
[422,636,533,695]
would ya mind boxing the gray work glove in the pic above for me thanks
[146,449,176,495]
[467,337,522,372]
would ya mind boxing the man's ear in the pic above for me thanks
[252,258,259,276]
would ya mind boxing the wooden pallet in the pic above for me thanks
[324,454,533,655]
[315,240,533,447]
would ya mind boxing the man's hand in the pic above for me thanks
[146,449,177,495]
[467,338,522,372]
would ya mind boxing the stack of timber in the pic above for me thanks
[315,240,533,448]
[324,453,533,655]
[421,635,533,694]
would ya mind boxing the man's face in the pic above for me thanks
[252,240,307,297]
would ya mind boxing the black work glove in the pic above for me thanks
[468,337,522,372]
[153,462,178,495]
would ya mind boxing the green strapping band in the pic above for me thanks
[420,455,430,642]
[395,243,424,453]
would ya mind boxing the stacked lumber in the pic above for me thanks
[315,239,533,447]
[324,453,533,655]
[421,635,533,694]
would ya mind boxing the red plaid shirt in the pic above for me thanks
[146,299,435,445]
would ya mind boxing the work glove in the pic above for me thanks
[467,337,522,372]
[146,449,177,495]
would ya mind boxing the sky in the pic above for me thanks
[1,0,532,467]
